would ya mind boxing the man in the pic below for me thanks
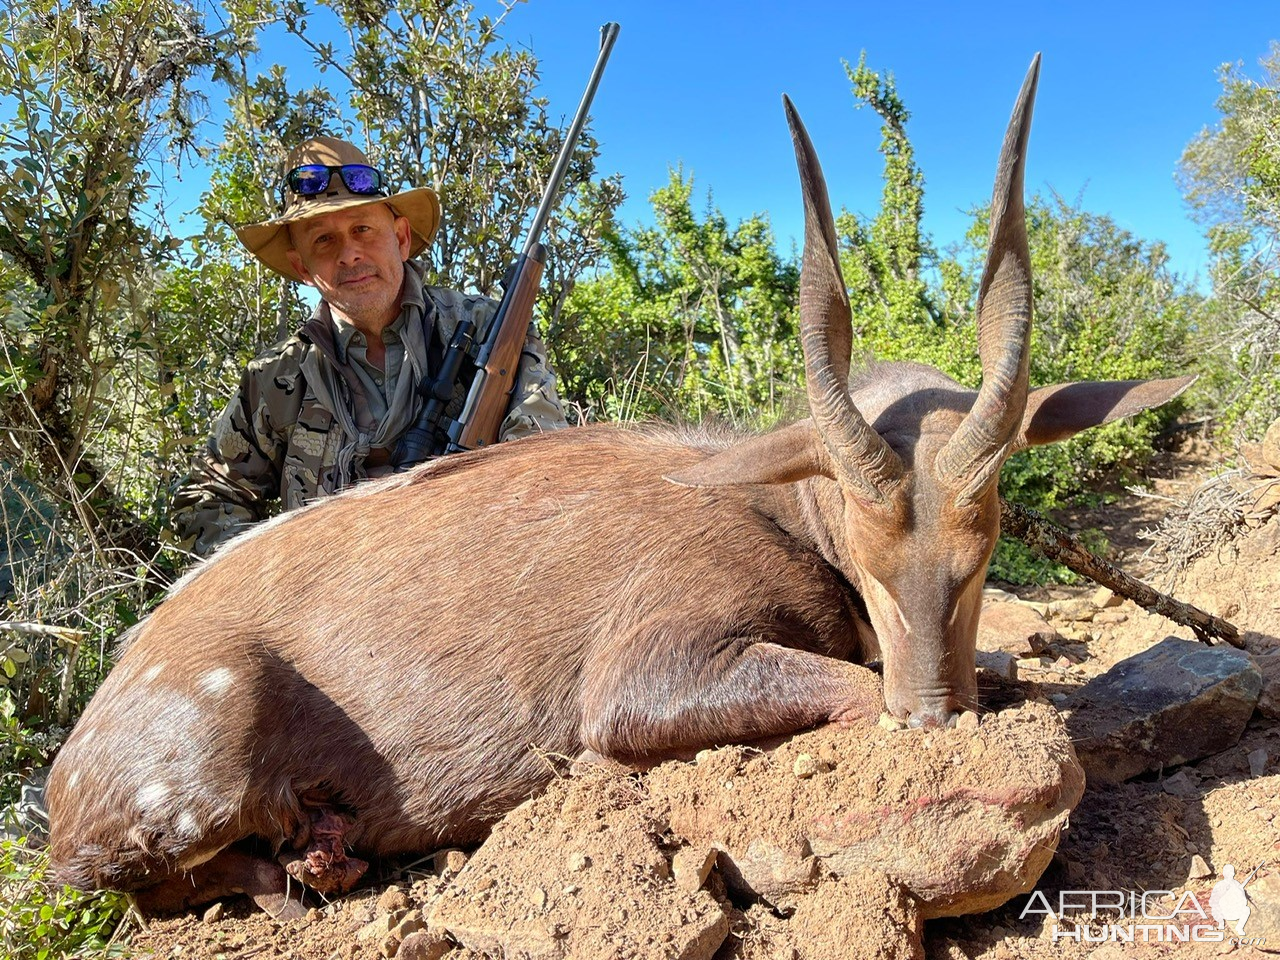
[172,136,567,557]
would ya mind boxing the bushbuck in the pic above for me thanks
[47,56,1191,915]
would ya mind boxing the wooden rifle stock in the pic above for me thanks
[454,245,546,450]
[395,22,618,465]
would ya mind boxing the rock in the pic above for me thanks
[378,885,411,914]
[652,702,1083,919]
[396,931,452,960]
[1263,417,1280,473]
[713,835,821,902]
[976,650,1018,680]
[955,711,980,732]
[201,902,225,924]
[1093,609,1128,626]
[673,847,717,893]
[359,909,411,942]
[1256,648,1280,721]
[1249,747,1269,778]
[1092,586,1123,609]
[792,753,823,779]
[1253,480,1280,515]
[421,706,1081,948]
[1064,637,1263,785]
[392,913,426,940]
[433,848,468,875]
[1245,871,1280,946]
[356,903,379,923]
[1015,657,1044,674]
[1161,769,1200,798]
[978,600,1059,655]
[1047,598,1096,623]
[878,713,906,732]
[1188,854,1213,880]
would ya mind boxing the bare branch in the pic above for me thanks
[999,498,1242,648]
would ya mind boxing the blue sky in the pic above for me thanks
[190,0,1278,288]
[484,0,1276,288]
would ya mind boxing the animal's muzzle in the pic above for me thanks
[886,679,971,729]
[906,700,961,729]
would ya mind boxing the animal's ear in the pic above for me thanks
[1016,375,1196,449]
[665,421,835,487]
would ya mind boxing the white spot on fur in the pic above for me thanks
[77,727,94,746]
[198,667,234,696]
[136,782,171,812]
[175,809,201,839]
[142,664,164,683]
[67,769,80,790]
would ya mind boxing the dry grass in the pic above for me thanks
[1139,466,1280,587]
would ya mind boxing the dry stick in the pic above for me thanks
[0,620,86,641]
[999,498,1243,649]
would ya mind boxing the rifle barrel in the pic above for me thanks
[522,21,621,255]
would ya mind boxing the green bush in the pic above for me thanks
[0,839,129,960]
[990,529,1110,587]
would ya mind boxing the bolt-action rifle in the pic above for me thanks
[392,22,620,468]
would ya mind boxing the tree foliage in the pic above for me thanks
[837,54,940,346]
[0,2,242,739]
[550,169,800,422]
[1179,42,1280,442]
[226,0,623,307]
[0,0,231,558]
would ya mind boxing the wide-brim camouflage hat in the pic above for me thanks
[234,136,441,283]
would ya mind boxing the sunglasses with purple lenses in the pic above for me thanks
[284,163,388,200]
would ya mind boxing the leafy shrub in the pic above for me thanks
[991,529,1110,587]
[0,840,129,960]
[1179,45,1280,445]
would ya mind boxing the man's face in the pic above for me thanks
[286,203,412,333]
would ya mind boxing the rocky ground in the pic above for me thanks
[121,429,1280,959]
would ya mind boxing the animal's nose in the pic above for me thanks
[907,702,959,729]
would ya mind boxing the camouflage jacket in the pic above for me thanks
[171,261,567,557]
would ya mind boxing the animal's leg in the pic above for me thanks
[132,846,307,919]
[580,633,882,763]
[279,792,368,896]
